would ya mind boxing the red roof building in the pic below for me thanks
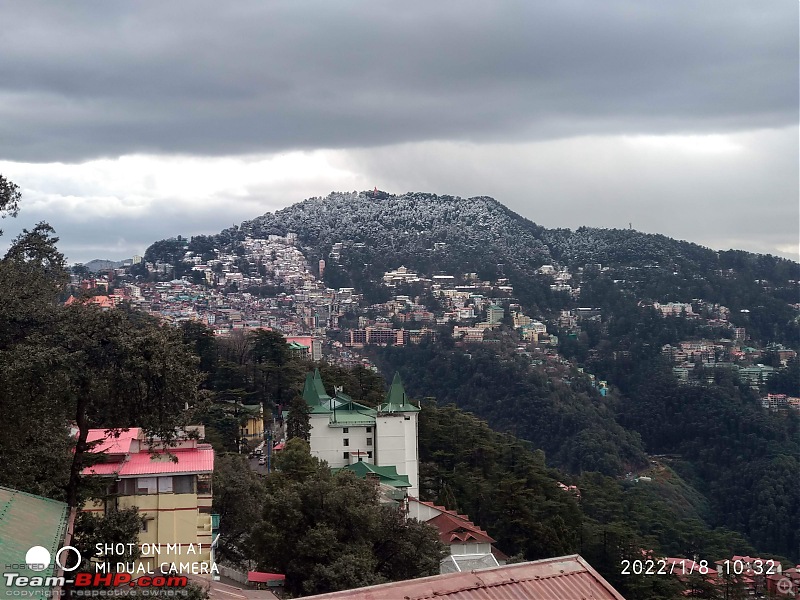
[65,295,116,310]
[300,555,627,600]
[406,499,506,573]
[427,512,495,546]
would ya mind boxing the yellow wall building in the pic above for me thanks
[240,404,265,451]
[83,428,216,576]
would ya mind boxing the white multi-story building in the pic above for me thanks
[303,370,420,496]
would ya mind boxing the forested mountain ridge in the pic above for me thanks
[212,191,798,337]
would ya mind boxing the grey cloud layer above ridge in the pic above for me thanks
[1,0,797,162]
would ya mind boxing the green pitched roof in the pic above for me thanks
[329,410,376,426]
[313,369,331,400]
[0,487,70,596]
[303,371,378,420]
[379,372,420,413]
[303,371,331,410]
[335,462,411,489]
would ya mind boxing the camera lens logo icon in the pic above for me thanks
[25,546,51,572]
[24,545,82,572]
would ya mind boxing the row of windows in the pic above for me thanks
[116,475,211,496]
[342,438,372,447]
[342,427,372,433]
[343,451,373,460]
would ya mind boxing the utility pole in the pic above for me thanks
[266,428,272,473]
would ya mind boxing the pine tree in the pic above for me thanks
[286,394,311,442]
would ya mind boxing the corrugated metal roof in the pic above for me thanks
[0,487,70,597]
[86,428,140,454]
[118,448,214,476]
[83,462,123,476]
[300,555,627,600]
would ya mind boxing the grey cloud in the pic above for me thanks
[0,1,796,162]
[336,126,799,260]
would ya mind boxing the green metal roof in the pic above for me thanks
[379,373,420,413]
[329,411,376,426]
[0,486,70,596]
[313,369,331,400]
[335,462,411,489]
[303,371,380,421]
[303,369,332,408]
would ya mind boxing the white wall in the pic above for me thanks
[308,414,373,468]
[407,499,443,521]
[450,542,491,555]
[376,413,419,497]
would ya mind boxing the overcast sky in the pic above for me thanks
[0,1,797,264]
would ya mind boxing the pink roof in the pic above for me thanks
[301,555,626,600]
[86,428,140,454]
[117,448,214,476]
[83,462,124,476]
[81,430,214,477]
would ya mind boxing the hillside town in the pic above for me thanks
[68,233,800,415]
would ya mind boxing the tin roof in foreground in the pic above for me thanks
[300,555,627,600]
[0,486,70,597]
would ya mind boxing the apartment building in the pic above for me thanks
[82,428,217,576]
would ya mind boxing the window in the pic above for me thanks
[343,439,349,447]
[136,477,157,495]
[367,451,373,459]
[342,428,349,433]
[197,474,212,495]
[157,477,173,493]
[343,452,349,459]
[404,416,411,421]
[173,475,195,494]
[117,479,136,495]
[366,427,372,433]
[366,438,372,446]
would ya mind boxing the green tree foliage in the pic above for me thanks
[71,508,145,571]
[417,403,737,600]
[54,306,203,507]
[0,173,21,232]
[212,454,266,565]
[0,182,205,587]
[316,363,386,407]
[286,395,311,442]
[618,361,800,561]
[767,358,800,396]
[372,341,647,476]
[0,223,67,349]
[418,404,583,558]
[251,439,446,596]
[143,237,187,265]
[0,186,203,508]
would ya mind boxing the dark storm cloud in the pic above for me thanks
[1,1,796,162]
